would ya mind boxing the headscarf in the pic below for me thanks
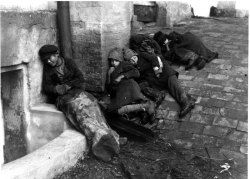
[108,47,124,62]
[123,48,138,61]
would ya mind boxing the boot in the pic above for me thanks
[185,52,199,70]
[140,111,150,125]
[179,93,195,118]
[195,57,206,70]
[185,57,197,70]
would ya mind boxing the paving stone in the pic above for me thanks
[235,77,244,82]
[223,86,244,93]
[202,83,224,91]
[216,139,241,152]
[188,88,211,97]
[163,120,179,130]
[205,98,225,108]
[211,58,231,65]
[201,107,221,116]
[173,139,193,149]
[192,134,216,147]
[205,147,224,160]
[208,73,229,80]
[225,101,248,111]
[190,114,214,125]
[233,94,248,103]
[219,149,247,168]
[179,121,204,134]
[203,126,228,137]
[216,64,232,70]
[180,81,203,88]
[212,116,238,128]
[191,105,203,113]
[236,121,248,132]
[227,131,248,143]
[210,91,234,101]
[220,108,248,121]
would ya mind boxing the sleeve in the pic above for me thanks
[139,52,160,68]
[121,62,140,79]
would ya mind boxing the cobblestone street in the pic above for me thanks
[140,17,248,178]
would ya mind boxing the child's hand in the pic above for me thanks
[114,75,124,83]
[108,67,115,75]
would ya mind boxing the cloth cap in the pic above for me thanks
[108,47,124,62]
[39,45,59,62]
[123,48,138,61]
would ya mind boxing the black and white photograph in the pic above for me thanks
[0,0,248,178]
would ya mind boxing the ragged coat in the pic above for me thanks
[163,31,218,63]
[42,57,85,103]
[135,52,178,91]
[107,61,146,112]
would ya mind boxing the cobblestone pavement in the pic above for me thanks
[135,17,248,178]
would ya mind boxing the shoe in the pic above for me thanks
[185,57,197,70]
[206,52,219,63]
[155,91,165,107]
[148,113,156,124]
[179,99,195,118]
[140,112,150,125]
[196,58,206,70]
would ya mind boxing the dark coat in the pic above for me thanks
[107,61,146,111]
[42,57,85,103]
[130,34,162,56]
[163,31,218,62]
[136,52,178,91]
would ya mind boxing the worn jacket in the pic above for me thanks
[107,61,146,111]
[42,57,85,103]
[136,52,178,91]
[163,31,218,62]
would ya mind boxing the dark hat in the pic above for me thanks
[108,47,124,62]
[39,45,59,61]
[123,48,138,61]
[153,31,169,46]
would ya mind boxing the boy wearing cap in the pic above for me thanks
[123,48,196,118]
[39,44,120,162]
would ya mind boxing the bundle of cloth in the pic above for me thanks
[153,31,219,70]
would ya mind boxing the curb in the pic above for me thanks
[2,129,88,179]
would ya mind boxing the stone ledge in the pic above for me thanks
[2,129,88,179]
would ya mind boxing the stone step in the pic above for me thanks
[28,103,71,153]
[2,129,87,179]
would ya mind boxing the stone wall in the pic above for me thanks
[70,1,132,92]
[156,1,193,27]
[1,10,57,106]
[1,3,57,163]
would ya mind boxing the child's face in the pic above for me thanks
[130,56,138,65]
[47,54,59,67]
[111,59,120,67]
